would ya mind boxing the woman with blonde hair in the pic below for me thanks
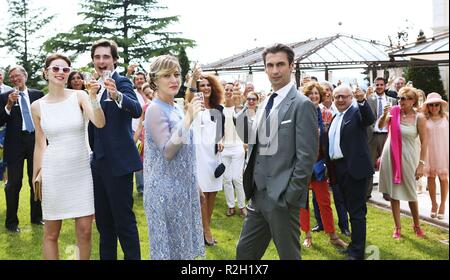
[378,87,427,239]
[143,54,205,259]
[421,93,448,220]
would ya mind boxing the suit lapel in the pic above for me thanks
[265,86,296,145]
[340,106,355,135]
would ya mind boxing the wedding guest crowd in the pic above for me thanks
[0,39,448,261]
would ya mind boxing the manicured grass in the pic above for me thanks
[0,175,448,260]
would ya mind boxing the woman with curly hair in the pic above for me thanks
[193,74,225,246]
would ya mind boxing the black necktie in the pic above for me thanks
[265,93,278,119]
[264,93,278,137]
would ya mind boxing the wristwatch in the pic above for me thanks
[419,160,425,166]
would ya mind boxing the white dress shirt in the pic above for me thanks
[373,94,389,133]
[328,105,352,160]
[257,81,294,127]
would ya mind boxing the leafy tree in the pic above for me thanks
[0,0,55,88]
[404,31,446,100]
[175,46,190,98]
[405,62,446,100]
[44,0,195,71]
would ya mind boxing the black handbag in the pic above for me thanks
[214,163,226,178]
[214,153,226,178]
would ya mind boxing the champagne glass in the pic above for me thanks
[13,87,20,107]
[102,70,113,102]
[83,73,93,92]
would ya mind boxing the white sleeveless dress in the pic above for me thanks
[40,92,94,220]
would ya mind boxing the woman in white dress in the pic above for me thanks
[192,74,225,246]
[31,54,105,260]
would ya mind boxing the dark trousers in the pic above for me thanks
[367,133,388,197]
[4,133,42,229]
[92,159,141,260]
[313,183,349,232]
[334,159,367,260]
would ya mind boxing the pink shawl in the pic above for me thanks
[389,105,402,184]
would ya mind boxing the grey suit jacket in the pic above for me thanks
[367,94,397,141]
[236,85,318,208]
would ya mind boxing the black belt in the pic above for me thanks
[331,158,345,163]
[21,130,34,135]
[373,132,388,135]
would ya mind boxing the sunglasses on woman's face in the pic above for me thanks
[427,103,440,107]
[247,98,257,101]
[47,66,71,74]
[397,96,414,101]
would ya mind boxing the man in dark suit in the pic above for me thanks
[328,85,375,260]
[0,66,43,232]
[88,39,142,260]
[235,44,318,260]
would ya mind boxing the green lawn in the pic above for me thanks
[0,174,448,260]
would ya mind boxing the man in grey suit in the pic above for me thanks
[235,44,318,260]
[366,77,397,201]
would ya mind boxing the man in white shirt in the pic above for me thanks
[0,66,44,232]
[367,77,397,201]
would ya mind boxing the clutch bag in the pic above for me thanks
[34,170,42,202]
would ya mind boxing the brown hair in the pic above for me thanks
[374,77,385,84]
[262,43,295,66]
[303,81,324,103]
[90,39,119,68]
[67,71,85,90]
[45,54,71,68]
[196,74,224,108]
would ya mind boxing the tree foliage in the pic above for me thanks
[44,0,195,71]
[0,0,55,88]
[405,61,446,100]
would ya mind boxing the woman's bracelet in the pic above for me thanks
[90,98,101,110]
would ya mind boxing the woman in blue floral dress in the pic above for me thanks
[143,55,205,260]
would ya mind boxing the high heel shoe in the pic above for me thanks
[430,204,438,218]
[204,235,216,246]
[413,225,425,238]
[437,213,445,220]
[392,227,401,239]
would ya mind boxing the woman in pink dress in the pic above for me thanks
[422,92,449,220]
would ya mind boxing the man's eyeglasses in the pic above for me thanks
[397,96,414,101]
[47,66,71,74]
[334,95,351,100]
[427,103,440,107]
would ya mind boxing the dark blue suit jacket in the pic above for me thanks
[0,88,44,163]
[328,102,376,180]
[89,72,142,176]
